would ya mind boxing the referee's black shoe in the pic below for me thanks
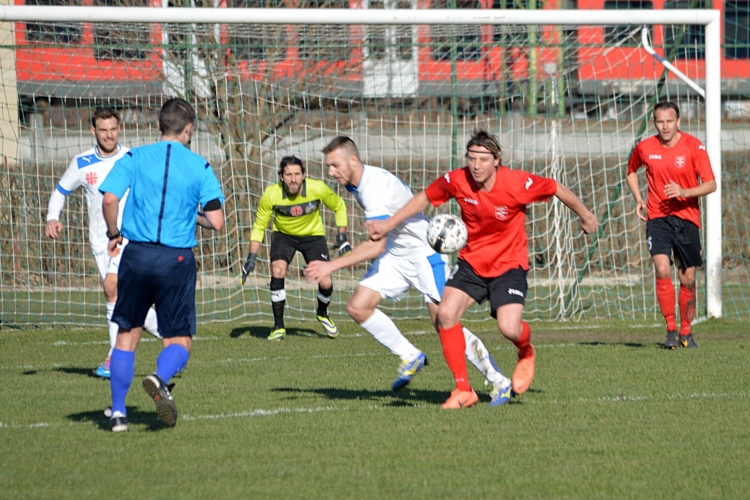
[110,414,129,433]
[664,330,679,349]
[142,374,178,427]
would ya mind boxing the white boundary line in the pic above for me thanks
[1,391,747,432]
[0,340,691,371]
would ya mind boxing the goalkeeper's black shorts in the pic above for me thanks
[112,241,196,338]
[270,232,330,265]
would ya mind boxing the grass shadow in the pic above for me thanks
[231,326,324,340]
[274,386,448,406]
[66,406,174,432]
[274,386,531,407]
[579,341,651,349]
[53,366,104,379]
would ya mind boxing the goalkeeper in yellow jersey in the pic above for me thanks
[241,156,351,341]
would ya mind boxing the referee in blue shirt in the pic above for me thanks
[100,98,225,432]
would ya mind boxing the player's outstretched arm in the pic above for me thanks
[625,171,647,222]
[554,182,599,234]
[367,191,430,241]
[305,237,386,284]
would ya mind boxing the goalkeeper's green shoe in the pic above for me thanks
[316,315,339,338]
[268,328,286,341]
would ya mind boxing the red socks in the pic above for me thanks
[513,321,531,352]
[437,323,470,392]
[679,286,696,335]
[655,277,677,331]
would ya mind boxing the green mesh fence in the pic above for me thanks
[0,7,748,329]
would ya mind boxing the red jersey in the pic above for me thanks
[425,166,557,278]
[627,132,714,228]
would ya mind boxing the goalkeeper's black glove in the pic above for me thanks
[334,232,352,257]
[240,252,257,285]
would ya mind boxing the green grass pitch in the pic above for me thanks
[1,317,748,498]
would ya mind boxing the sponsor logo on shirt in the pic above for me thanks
[649,155,662,160]
[675,156,686,169]
[525,177,533,190]
[85,172,98,185]
[463,197,478,205]
[290,205,303,216]
[444,173,451,183]
[508,288,524,297]
[81,156,93,164]
[699,145,706,150]
[495,206,508,220]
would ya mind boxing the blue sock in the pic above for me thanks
[110,348,135,416]
[155,344,189,383]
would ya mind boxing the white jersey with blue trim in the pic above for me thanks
[54,146,129,254]
[346,165,430,257]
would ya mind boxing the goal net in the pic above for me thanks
[0,6,745,329]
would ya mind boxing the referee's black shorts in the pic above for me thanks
[446,259,528,318]
[113,241,196,338]
[646,215,703,270]
[270,232,330,264]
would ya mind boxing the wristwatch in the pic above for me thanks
[107,229,122,240]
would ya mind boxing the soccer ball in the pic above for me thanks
[427,213,468,254]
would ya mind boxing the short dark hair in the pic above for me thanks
[278,156,305,176]
[322,136,360,158]
[91,107,120,128]
[159,98,196,136]
[466,129,502,161]
[653,101,680,120]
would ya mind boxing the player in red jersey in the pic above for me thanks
[626,101,716,349]
[368,129,598,408]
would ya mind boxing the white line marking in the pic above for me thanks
[215,356,292,363]
[181,406,341,421]
[52,336,219,347]
[1,391,747,432]
[0,340,688,371]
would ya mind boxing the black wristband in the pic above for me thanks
[107,229,121,240]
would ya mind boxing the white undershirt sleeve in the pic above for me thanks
[46,190,67,222]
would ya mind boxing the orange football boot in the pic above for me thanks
[511,344,536,394]
[441,389,479,409]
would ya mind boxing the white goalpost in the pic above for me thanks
[0,6,723,327]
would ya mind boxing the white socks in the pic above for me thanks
[106,302,118,356]
[143,308,161,339]
[463,327,511,390]
[360,309,421,362]
[107,302,161,345]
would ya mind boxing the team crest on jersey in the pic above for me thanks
[675,156,686,169]
[85,172,98,185]
[495,206,508,220]
[290,205,303,216]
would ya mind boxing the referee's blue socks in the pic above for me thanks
[155,344,189,383]
[110,348,135,416]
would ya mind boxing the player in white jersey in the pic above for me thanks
[44,108,160,379]
[305,136,513,406]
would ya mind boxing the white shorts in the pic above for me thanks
[358,249,449,303]
[92,238,128,281]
